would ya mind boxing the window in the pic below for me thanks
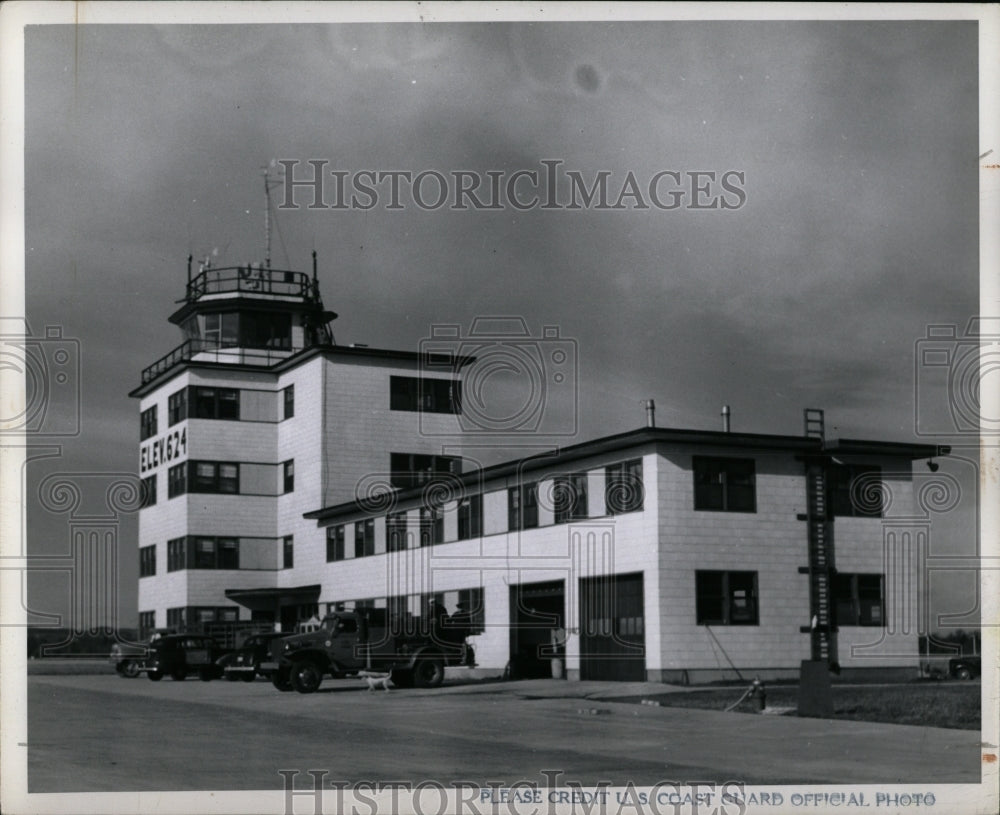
[834,573,884,626]
[138,611,155,637]
[218,538,239,569]
[508,482,539,530]
[188,461,239,494]
[167,463,186,498]
[168,389,187,425]
[326,525,346,562]
[139,545,156,577]
[282,460,295,493]
[455,587,486,635]
[167,607,186,630]
[282,536,294,569]
[283,385,294,420]
[554,473,588,523]
[167,537,186,572]
[189,536,239,570]
[387,512,408,552]
[457,494,482,540]
[829,465,883,517]
[419,507,443,547]
[606,459,644,514]
[140,406,158,441]
[354,519,375,558]
[693,457,756,513]
[204,312,239,347]
[140,475,157,509]
[191,387,240,420]
[390,452,461,489]
[390,376,461,414]
[695,571,759,625]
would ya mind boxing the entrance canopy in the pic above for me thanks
[225,584,321,613]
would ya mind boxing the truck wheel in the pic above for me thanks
[413,657,445,689]
[148,670,163,681]
[956,666,973,680]
[390,668,413,688]
[271,671,293,692]
[121,660,140,679]
[290,661,323,694]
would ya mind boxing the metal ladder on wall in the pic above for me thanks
[803,409,836,664]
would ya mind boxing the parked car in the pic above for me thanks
[108,629,172,678]
[142,634,230,681]
[219,632,288,682]
[949,655,981,680]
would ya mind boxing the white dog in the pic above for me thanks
[358,670,393,693]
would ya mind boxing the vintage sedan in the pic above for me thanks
[143,634,230,681]
[219,632,288,682]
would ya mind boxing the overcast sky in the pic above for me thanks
[20,17,982,630]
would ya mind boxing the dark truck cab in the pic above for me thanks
[260,608,475,693]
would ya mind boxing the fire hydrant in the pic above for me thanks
[749,676,767,712]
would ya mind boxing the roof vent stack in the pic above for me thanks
[722,404,731,433]
[645,399,656,428]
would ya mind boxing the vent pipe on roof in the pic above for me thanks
[645,399,656,428]
[722,404,731,433]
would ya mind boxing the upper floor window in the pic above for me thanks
[390,376,461,414]
[140,406,158,441]
[354,518,375,558]
[554,473,588,524]
[138,611,155,637]
[282,536,294,569]
[192,536,239,570]
[282,460,295,493]
[167,537,186,572]
[693,457,756,513]
[167,463,186,498]
[834,573,884,626]
[191,387,240,420]
[696,570,758,625]
[457,494,482,540]
[387,512,408,552]
[204,312,239,347]
[829,465,883,517]
[606,459,644,515]
[420,506,444,547]
[168,389,187,426]
[282,385,295,420]
[390,452,461,489]
[326,525,346,562]
[139,545,156,577]
[508,482,539,531]
[140,474,157,509]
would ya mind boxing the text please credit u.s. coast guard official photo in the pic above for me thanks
[0,2,997,815]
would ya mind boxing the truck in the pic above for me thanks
[259,607,475,694]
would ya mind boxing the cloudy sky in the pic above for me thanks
[18,13,983,629]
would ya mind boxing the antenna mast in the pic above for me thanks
[262,162,284,270]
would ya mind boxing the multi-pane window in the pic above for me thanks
[282,460,295,493]
[140,406,158,441]
[326,525,346,562]
[167,463,186,498]
[693,457,756,513]
[695,571,759,625]
[354,519,375,558]
[166,607,186,631]
[553,473,588,524]
[138,611,155,637]
[387,512,408,552]
[508,482,539,530]
[191,536,239,570]
[834,573,884,626]
[457,494,482,540]
[283,385,295,420]
[282,536,294,569]
[389,453,461,489]
[189,461,239,494]
[191,387,240,420]
[168,389,187,425]
[455,587,486,635]
[419,506,444,547]
[167,537,186,572]
[140,475,157,509]
[390,376,461,414]
[139,545,156,577]
[204,312,239,347]
[829,465,884,517]
[606,459,644,514]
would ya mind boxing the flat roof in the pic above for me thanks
[304,426,949,523]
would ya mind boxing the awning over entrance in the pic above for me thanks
[225,584,321,612]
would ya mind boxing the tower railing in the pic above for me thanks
[185,266,320,302]
[140,338,304,384]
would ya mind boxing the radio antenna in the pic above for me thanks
[262,162,285,270]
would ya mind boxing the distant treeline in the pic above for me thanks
[920,629,981,656]
[27,628,140,658]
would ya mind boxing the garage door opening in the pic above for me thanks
[579,572,645,681]
[509,580,565,679]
